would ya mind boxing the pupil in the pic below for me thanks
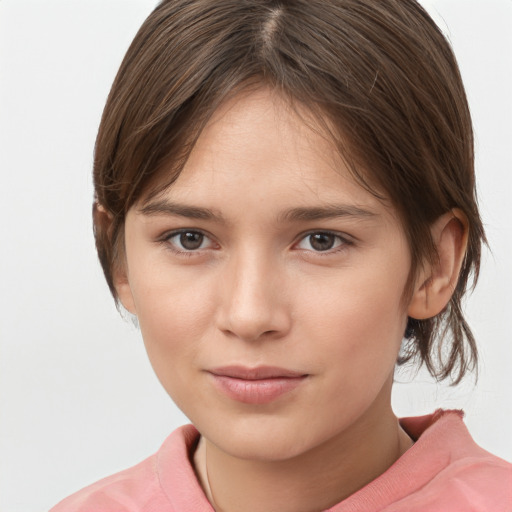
[310,233,335,251]
[180,232,203,250]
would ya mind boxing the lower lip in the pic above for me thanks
[209,374,307,404]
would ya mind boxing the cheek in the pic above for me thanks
[298,263,408,373]
[129,266,217,383]
[132,259,217,327]
[297,273,407,426]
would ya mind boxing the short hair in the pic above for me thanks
[92,0,485,383]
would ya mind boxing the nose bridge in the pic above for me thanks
[217,246,289,341]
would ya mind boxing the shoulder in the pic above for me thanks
[49,453,167,512]
[394,410,512,511]
[50,425,201,512]
[395,454,512,511]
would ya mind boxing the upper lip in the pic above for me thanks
[208,365,307,380]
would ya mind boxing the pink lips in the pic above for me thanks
[208,366,308,404]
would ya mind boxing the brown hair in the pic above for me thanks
[93,0,485,383]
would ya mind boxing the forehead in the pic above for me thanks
[146,87,389,216]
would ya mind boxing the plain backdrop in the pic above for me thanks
[1,1,511,511]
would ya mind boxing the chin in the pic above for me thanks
[223,435,311,462]
[196,412,332,463]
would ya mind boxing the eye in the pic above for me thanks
[296,232,348,252]
[165,230,214,252]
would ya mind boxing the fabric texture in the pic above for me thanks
[50,410,512,512]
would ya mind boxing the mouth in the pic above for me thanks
[207,365,309,404]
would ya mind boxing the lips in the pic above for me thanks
[210,365,306,380]
[207,366,308,404]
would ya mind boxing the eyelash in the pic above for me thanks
[159,229,354,256]
[295,230,354,255]
[160,229,217,256]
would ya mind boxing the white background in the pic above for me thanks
[0,1,511,511]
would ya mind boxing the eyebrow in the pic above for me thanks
[139,200,377,223]
[139,200,224,221]
[277,205,378,223]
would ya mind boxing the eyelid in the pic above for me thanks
[157,228,354,255]
[293,230,354,253]
[160,228,218,253]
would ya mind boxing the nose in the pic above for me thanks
[215,251,292,342]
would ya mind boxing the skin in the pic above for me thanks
[115,87,466,512]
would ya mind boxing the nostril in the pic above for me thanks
[217,309,291,343]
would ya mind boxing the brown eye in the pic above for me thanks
[296,232,346,252]
[179,232,204,250]
[166,230,213,252]
[309,233,336,251]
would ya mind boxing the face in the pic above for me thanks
[118,88,413,461]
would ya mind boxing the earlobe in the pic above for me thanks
[407,209,468,320]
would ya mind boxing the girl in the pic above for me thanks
[51,0,511,510]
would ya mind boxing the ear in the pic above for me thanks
[114,264,137,316]
[407,209,468,320]
[94,202,137,315]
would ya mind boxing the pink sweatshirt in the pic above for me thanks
[51,410,512,511]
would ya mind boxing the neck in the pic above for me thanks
[194,391,412,512]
